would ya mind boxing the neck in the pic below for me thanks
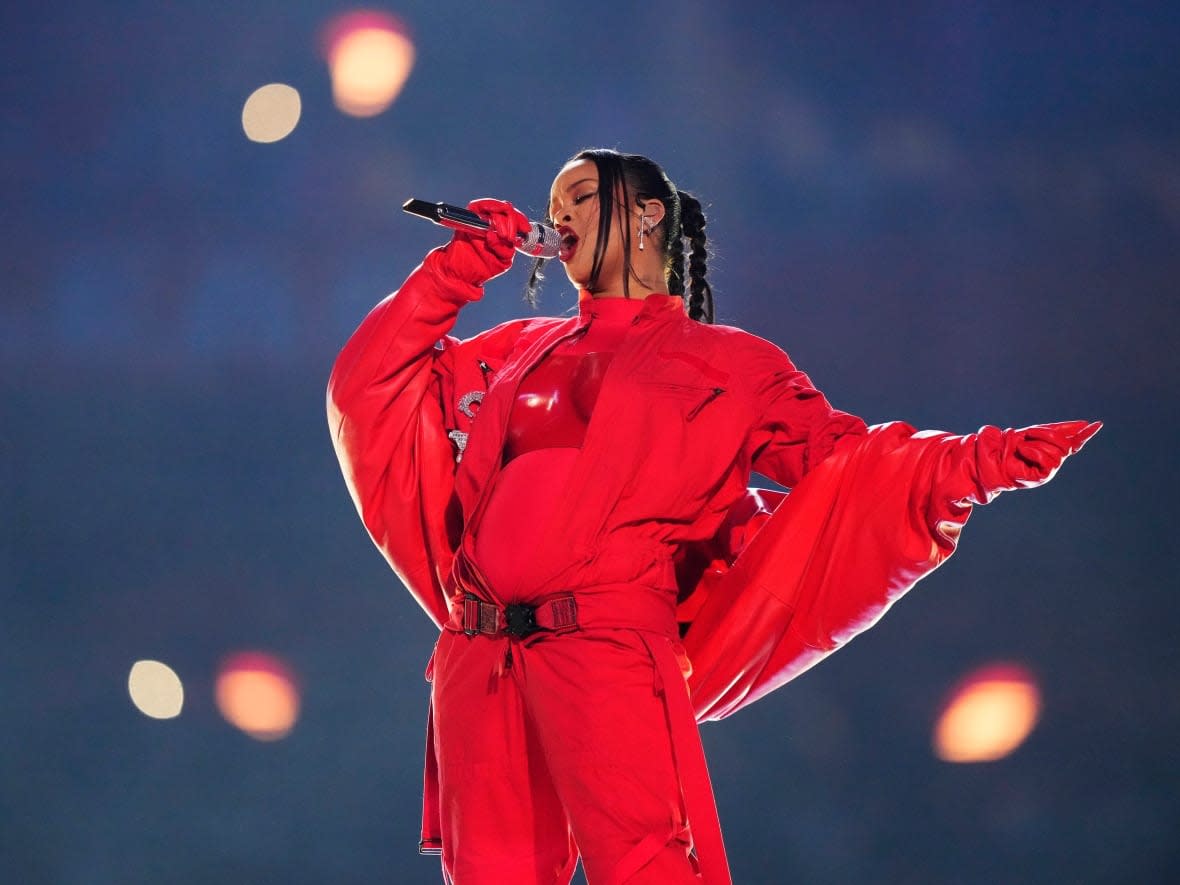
[587,284,663,300]
[587,257,668,299]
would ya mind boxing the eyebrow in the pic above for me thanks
[548,178,598,208]
[563,177,597,192]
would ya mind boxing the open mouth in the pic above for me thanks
[557,227,579,262]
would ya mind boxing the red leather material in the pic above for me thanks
[473,292,644,599]
[502,352,612,460]
[327,254,1099,882]
[682,419,1100,721]
[436,198,532,287]
[471,449,580,599]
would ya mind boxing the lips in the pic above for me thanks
[557,226,579,262]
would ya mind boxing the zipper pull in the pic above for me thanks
[686,387,725,422]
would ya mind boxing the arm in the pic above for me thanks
[326,200,529,626]
[740,337,868,488]
[686,419,1101,721]
[739,333,1099,519]
[927,420,1103,507]
[687,334,1101,718]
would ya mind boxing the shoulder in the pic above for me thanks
[661,317,815,414]
[674,316,800,374]
[453,314,566,360]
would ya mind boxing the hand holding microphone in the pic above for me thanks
[404,198,560,288]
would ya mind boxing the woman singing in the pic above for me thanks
[327,148,1099,885]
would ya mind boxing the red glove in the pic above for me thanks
[434,198,531,287]
[946,419,1102,505]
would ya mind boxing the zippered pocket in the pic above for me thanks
[686,387,726,421]
[640,382,727,422]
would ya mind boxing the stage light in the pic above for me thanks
[320,10,415,118]
[215,651,300,741]
[128,659,184,719]
[934,662,1041,763]
[241,83,302,143]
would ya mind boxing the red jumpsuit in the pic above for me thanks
[327,248,1097,884]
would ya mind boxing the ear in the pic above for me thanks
[639,199,665,230]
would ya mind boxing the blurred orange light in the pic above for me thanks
[320,10,415,118]
[934,662,1041,763]
[215,651,300,741]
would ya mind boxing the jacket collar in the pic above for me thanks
[576,290,686,323]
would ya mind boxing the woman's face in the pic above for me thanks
[547,158,626,292]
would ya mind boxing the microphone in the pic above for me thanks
[402,198,560,259]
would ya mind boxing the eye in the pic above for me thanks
[574,193,595,205]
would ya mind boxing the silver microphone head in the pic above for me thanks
[517,222,561,259]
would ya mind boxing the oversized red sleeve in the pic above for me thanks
[738,337,868,488]
[326,249,482,627]
[685,422,974,721]
[684,417,1098,723]
[681,342,1106,721]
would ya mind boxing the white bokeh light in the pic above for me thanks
[128,659,184,719]
[241,83,302,143]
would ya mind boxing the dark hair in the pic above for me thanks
[526,148,714,324]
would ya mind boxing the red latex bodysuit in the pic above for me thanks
[473,293,637,601]
[327,241,1099,885]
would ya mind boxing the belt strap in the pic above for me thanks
[458,593,579,638]
[446,584,680,639]
[639,632,732,885]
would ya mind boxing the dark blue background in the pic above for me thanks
[3,2,1177,882]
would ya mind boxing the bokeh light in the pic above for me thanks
[934,662,1041,763]
[128,659,184,719]
[320,10,415,118]
[241,83,302,143]
[215,651,300,741]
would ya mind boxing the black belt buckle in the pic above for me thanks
[502,603,538,638]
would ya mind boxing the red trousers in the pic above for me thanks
[430,626,708,884]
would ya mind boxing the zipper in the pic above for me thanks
[686,386,726,422]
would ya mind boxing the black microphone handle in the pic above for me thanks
[402,199,490,232]
[402,198,560,259]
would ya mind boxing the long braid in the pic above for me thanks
[665,192,686,297]
[524,150,716,323]
[678,191,714,324]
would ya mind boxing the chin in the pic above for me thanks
[563,267,590,289]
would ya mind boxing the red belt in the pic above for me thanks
[456,593,579,638]
[443,583,680,639]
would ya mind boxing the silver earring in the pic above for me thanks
[638,221,647,251]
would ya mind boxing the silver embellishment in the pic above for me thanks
[457,390,484,419]
[447,429,469,462]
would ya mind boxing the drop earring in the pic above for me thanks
[638,220,647,251]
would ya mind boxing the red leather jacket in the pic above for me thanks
[328,250,1096,876]
[325,247,1002,719]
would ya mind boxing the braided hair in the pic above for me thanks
[526,149,715,324]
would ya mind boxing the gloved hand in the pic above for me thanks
[434,198,531,287]
[947,420,1102,506]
